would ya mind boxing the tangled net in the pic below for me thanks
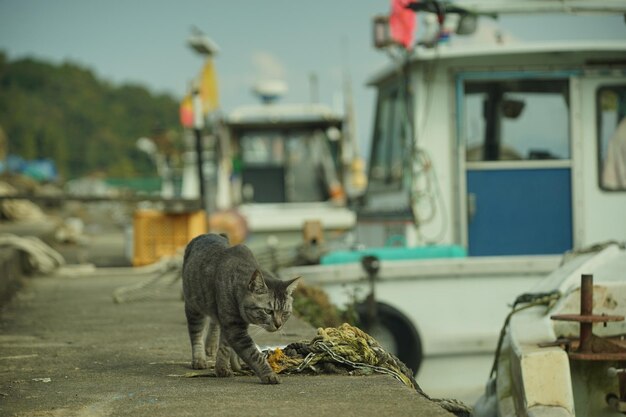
[265,323,471,417]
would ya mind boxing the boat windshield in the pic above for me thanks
[368,83,408,191]
[235,128,340,203]
[465,79,570,162]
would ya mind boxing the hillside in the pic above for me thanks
[0,52,181,180]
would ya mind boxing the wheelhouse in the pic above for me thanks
[224,104,346,205]
[359,42,626,256]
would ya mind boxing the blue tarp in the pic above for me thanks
[0,155,58,181]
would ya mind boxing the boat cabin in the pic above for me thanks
[213,102,359,245]
[223,103,347,205]
[359,42,626,256]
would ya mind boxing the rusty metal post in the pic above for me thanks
[579,274,594,353]
[550,274,625,362]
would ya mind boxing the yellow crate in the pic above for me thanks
[133,209,207,266]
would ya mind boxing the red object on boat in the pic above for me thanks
[389,0,416,49]
[179,95,194,128]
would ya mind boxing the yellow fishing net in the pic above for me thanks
[266,323,415,389]
[264,323,471,417]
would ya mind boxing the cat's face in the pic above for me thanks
[242,271,300,332]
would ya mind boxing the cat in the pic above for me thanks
[182,233,300,384]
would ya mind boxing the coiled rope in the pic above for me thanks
[265,323,472,417]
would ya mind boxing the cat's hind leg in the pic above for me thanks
[229,350,243,373]
[215,332,234,377]
[205,319,219,359]
[184,303,209,369]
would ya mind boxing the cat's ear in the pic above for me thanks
[248,270,267,294]
[285,276,301,296]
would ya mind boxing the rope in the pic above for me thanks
[111,255,182,303]
[265,323,472,417]
[0,233,65,274]
[0,230,186,303]
[560,240,625,266]
[268,324,415,387]
[488,290,561,379]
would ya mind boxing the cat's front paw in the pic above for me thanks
[259,372,280,385]
[191,358,208,369]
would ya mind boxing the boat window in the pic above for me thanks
[465,79,570,162]
[598,85,626,191]
[284,130,337,202]
[239,131,285,166]
[236,129,340,203]
[368,85,408,190]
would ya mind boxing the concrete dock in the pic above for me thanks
[0,245,457,416]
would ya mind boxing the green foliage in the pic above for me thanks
[292,282,358,329]
[0,51,181,180]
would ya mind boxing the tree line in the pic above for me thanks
[0,52,181,180]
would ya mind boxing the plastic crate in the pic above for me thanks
[133,209,207,266]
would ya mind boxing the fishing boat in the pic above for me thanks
[179,78,366,250]
[281,1,626,404]
[216,96,360,248]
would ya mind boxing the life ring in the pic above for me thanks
[208,210,248,245]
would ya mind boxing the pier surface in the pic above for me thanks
[0,241,454,417]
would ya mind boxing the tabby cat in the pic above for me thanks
[182,233,300,384]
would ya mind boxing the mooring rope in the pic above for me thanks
[488,290,561,379]
[111,256,182,303]
[0,233,65,274]
[265,323,472,417]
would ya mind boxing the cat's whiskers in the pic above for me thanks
[248,324,265,337]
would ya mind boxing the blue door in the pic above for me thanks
[461,74,573,256]
[467,165,572,256]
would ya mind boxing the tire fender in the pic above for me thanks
[356,301,423,375]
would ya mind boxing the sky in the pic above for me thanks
[1,0,625,158]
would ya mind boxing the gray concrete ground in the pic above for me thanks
[0,269,455,417]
